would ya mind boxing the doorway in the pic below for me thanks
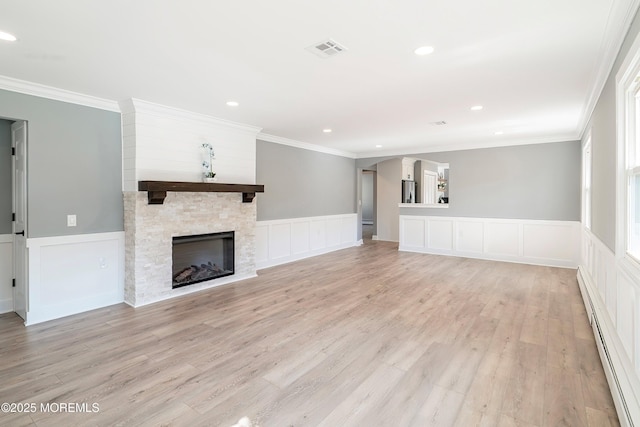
[0,120,13,316]
[362,170,376,241]
[0,118,27,321]
[12,120,27,321]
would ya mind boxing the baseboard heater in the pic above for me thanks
[578,269,634,427]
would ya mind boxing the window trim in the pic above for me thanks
[616,30,640,274]
[583,132,592,230]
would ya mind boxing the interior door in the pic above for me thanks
[12,121,27,321]
[424,170,437,204]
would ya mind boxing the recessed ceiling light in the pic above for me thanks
[470,105,483,111]
[323,128,332,133]
[414,46,434,56]
[375,145,383,148]
[226,101,239,107]
[495,131,504,135]
[0,31,17,42]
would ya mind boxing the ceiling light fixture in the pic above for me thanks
[470,105,483,111]
[375,145,382,148]
[414,46,434,56]
[495,131,504,135]
[0,31,17,42]
[323,128,332,133]
[226,101,239,107]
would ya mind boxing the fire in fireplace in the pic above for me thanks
[172,231,234,289]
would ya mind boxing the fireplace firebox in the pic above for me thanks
[172,231,234,289]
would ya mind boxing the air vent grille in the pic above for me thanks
[430,121,447,126]
[306,39,348,58]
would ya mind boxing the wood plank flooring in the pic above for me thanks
[0,241,618,426]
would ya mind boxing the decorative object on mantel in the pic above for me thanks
[201,142,217,182]
[138,180,265,205]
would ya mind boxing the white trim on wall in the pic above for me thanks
[0,234,13,314]
[578,0,640,139]
[258,133,357,159]
[356,135,581,159]
[0,75,120,112]
[256,214,360,270]
[399,215,580,268]
[25,231,125,325]
[123,98,262,135]
[579,228,640,427]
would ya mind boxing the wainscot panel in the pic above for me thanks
[578,229,640,427]
[25,232,125,325]
[399,215,580,268]
[0,234,13,314]
[256,214,359,270]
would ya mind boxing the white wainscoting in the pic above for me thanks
[0,235,13,314]
[399,216,580,267]
[579,229,640,426]
[25,232,125,325]
[256,214,360,269]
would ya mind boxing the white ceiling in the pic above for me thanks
[0,0,638,157]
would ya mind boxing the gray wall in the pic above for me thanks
[358,141,581,222]
[0,89,123,238]
[376,158,402,241]
[256,140,357,220]
[585,8,640,251]
[0,119,12,234]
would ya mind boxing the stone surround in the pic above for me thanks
[124,191,257,306]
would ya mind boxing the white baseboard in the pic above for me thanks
[256,214,359,270]
[399,216,580,268]
[25,231,125,325]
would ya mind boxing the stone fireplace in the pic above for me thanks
[123,190,258,307]
[119,98,264,307]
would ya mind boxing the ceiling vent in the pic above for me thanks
[430,121,447,126]
[306,39,348,58]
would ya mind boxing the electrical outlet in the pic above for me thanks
[67,214,77,227]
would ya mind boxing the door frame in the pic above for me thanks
[424,170,438,204]
[11,120,28,321]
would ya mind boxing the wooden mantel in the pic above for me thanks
[138,180,265,205]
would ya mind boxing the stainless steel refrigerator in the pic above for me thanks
[402,180,416,203]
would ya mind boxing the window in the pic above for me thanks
[583,134,592,230]
[627,86,640,258]
[617,38,640,265]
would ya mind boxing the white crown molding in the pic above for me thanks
[577,0,640,138]
[258,132,357,158]
[355,133,580,159]
[126,98,262,136]
[0,74,120,112]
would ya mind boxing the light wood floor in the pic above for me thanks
[0,241,618,426]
